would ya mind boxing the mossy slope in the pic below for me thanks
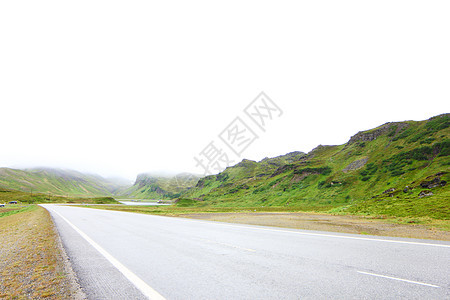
[183,114,450,219]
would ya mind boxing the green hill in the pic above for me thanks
[0,187,119,204]
[0,168,128,197]
[119,173,201,199]
[181,114,450,219]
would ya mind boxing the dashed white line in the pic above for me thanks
[357,271,440,288]
[48,208,166,300]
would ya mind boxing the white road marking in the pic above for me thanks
[357,271,440,288]
[49,208,166,300]
[186,219,450,248]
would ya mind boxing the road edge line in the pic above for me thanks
[357,271,440,288]
[48,208,166,300]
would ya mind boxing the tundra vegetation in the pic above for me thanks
[178,114,449,223]
[0,114,448,297]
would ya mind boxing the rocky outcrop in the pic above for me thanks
[382,188,396,197]
[418,190,433,197]
[234,159,257,168]
[260,151,306,165]
[270,164,297,177]
[383,188,396,194]
[136,174,158,188]
[420,177,447,189]
[127,172,201,199]
[347,122,409,144]
[342,157,368,172]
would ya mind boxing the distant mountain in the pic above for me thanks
[0,166,201,200]
[182,114,449,219]
[118,172,201,199]
[0,167,128,197]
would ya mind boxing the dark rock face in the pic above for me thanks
[420,177,447,189]
[383,188,396,194]
[136,176,157,188]
[235,159,257,168]
[380,188,396,197]
[347,122,409,144]
[418,190,433,197]
[342,157,368,173]
[270,164,297,177]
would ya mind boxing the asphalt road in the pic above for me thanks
[42,204,450,300]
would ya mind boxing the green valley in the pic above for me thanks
[0,168,127,197]
[0,114,448,222]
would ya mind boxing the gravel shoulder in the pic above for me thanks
[176,212,450,241]
[0,205,85,299]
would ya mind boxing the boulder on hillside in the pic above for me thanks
[420,177,447,189]
[382,188,396,194]
[418,190,433,198]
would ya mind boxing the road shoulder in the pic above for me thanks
[0,206,82,298]
[45,205,148,300]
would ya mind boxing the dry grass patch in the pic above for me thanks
[177,212,450,241]
[0,206,80,299]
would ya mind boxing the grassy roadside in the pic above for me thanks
[81,204,334,215]
[0,205,35,219]
[0,205,81,299]
[83,204,450,240]
[0,187,119,205]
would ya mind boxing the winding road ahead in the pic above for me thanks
[42,204,450,299]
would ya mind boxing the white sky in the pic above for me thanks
[1,1,449,181]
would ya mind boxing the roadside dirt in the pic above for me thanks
[177,212,450,241]
[0,206,85,299]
